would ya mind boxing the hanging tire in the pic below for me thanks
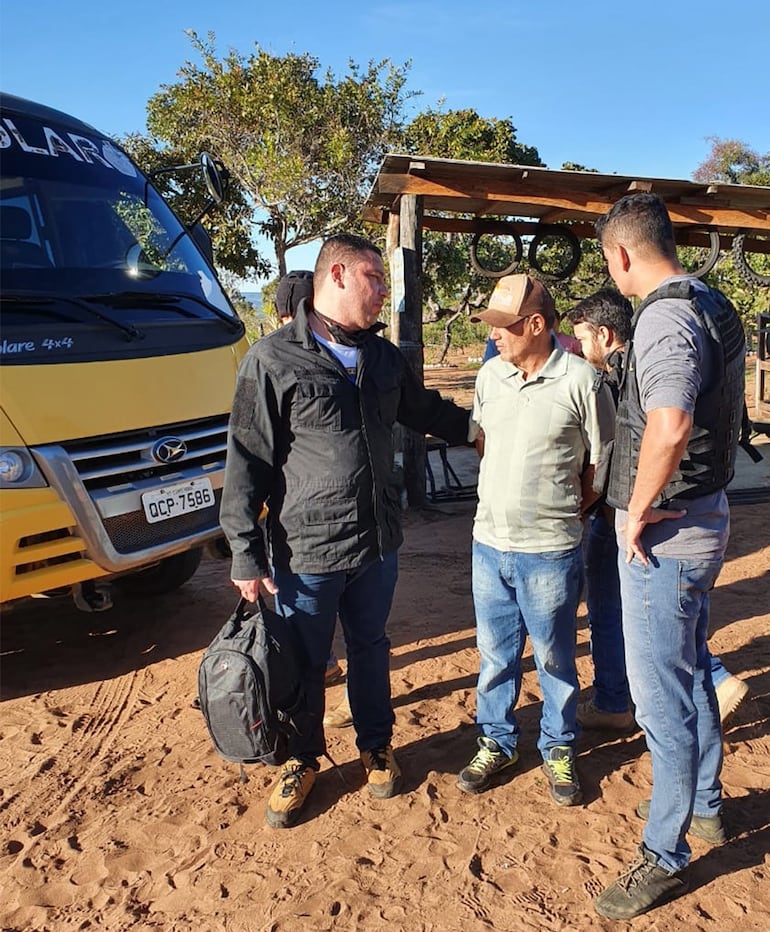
[732,232,770,287]
[470,231,523,278]
[527,225,581,280]
[116,547,203,598]
[676,227,721,278]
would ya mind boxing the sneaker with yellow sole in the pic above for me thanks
[456,737,518,794]
[360,745,402,798]
[266,758,317,828]
[542,746,582,807]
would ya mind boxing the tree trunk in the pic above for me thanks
[437,309,463,365]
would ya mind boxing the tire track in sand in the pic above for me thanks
[3,669,143,862]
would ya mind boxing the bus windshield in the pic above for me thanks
[0,103,238,346]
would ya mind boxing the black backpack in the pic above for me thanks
[197,596,308,769]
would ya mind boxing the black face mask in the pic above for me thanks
[313,309,385,347]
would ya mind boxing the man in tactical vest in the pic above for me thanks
[592,194,745,920]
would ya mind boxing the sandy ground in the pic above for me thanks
[1,365,769,932]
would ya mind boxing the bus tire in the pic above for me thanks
[116,548,203,598]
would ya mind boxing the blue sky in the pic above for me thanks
[2,0,769,285]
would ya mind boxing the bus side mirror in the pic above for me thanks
[200,153,225,205]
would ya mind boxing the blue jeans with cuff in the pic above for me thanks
[274,550,398,764]
[619,551,724,873]
[472,540,583,761]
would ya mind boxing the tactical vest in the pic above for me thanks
[606,280,745,509]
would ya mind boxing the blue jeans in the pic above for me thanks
[710,653,730,688]
[619,553,724,872]
[584,511,630,712]
[472,540,583,760]
[273,551,398,763]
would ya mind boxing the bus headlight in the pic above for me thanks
[0,448,47,488]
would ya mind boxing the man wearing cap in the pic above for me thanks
[275,270,314,325]
[457,274,614,807]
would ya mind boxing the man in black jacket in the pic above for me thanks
[221,233,470,828]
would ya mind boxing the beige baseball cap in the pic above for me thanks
[471,274,555,328]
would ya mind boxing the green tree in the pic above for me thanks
[693,137,770,337]
[693,137,770,186]
[121,132,268,281]
[144,31,412,279]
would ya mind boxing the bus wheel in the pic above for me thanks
[116,548,203,598]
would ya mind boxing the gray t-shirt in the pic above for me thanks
[615,275,730,560]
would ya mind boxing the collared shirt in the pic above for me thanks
[471,340,613,552]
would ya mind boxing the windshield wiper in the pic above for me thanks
[1,293,144,341]
[83,291,243,333]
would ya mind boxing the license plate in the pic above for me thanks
[142,477,215,524]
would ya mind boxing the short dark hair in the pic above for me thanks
[275,270,313,319]
[567,288,634,344]
[595,192,677,261]
[314,233,382,285]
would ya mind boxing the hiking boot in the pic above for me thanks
[324,660,345,688]
[594,845,690,919]
[577,698,636,733]
[360,745,402,799]
[716,674,749,723]
[265,758,317,828]
[636,798,727,844]
[456,737,518,794]
[542,746,582,806]
[323,696,353,728]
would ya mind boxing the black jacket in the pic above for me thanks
[221,302,470,578]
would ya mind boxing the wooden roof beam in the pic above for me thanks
[375,174,770,230]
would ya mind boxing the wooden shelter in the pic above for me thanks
[362,156,770,503]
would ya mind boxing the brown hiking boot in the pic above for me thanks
[266,758,316,828]
[324,660,345,688]
[360,745,402,799]
[636,798,727,844]
[323,696,353,728]
[577,698,636,733]
[595,846,689,919]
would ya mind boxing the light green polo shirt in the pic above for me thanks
[471,342,613,553]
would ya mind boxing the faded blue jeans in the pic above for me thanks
[620,552,724,873]
[584,510,630,713]
[472,540,583,760]
[274,551,398,765]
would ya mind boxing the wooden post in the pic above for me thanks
[386,209,401,347]
[397,194,426,507]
